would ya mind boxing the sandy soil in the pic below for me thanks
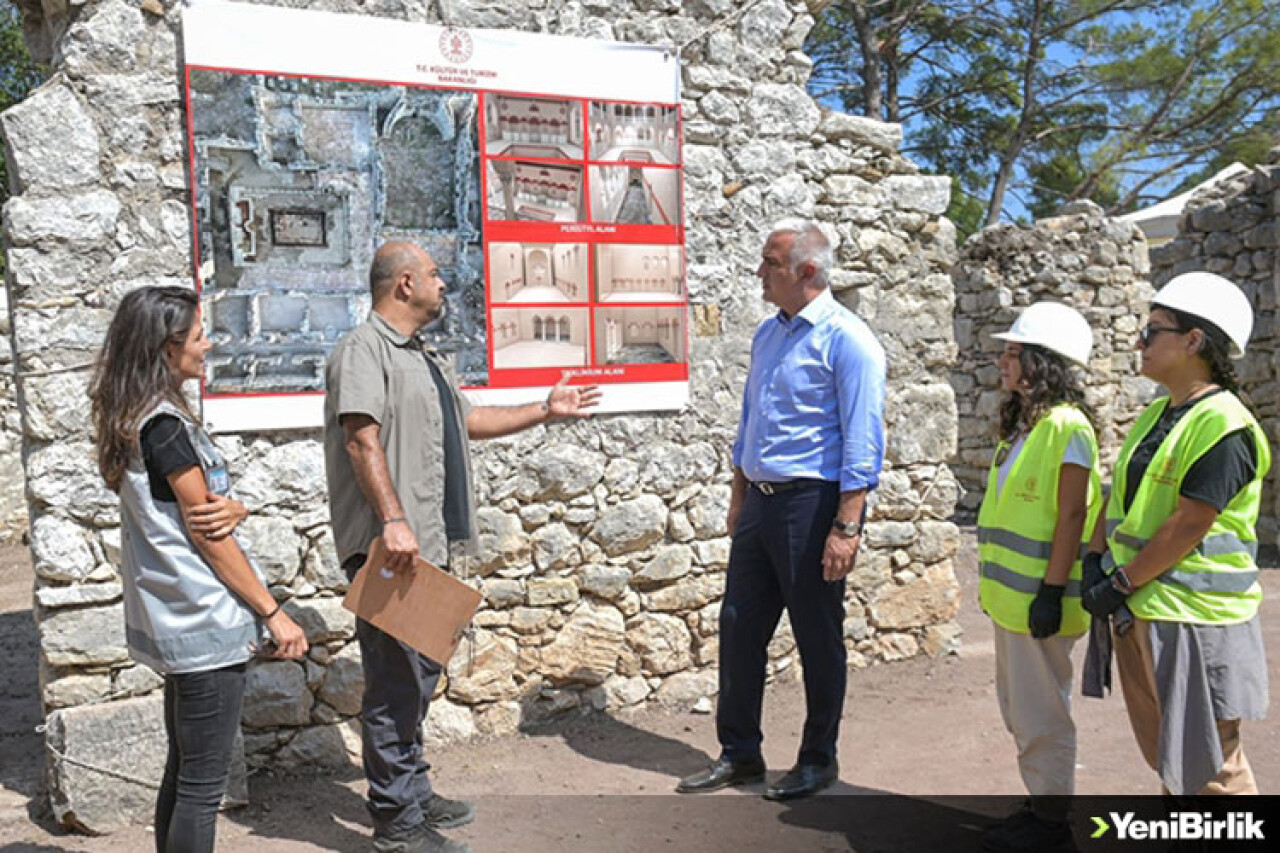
[2,533,1278,852]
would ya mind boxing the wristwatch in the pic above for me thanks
[831,518,863,537]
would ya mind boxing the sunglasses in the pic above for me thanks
[1138,324,1182,346]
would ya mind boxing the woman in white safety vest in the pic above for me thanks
[1081,272,1269,795]
[90,287,308,853]
[977,302,1102,853]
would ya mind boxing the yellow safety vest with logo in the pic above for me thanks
[978,404,1102,635]
[1106,392,1270,625]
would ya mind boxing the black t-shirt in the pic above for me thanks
[139,415,200,503]
[1123,389,1258,512]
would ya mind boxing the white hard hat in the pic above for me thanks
[1151,272,1253,358]
[992,302,1092,367]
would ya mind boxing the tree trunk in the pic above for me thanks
[850,1,882,119]
[986,0,1044,225]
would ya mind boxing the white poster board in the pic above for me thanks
[182,0,688,432]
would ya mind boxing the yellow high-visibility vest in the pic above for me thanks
[978,404,1102,635]
[1107,392,1270,625]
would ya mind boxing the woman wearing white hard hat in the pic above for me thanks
[1081,271,1269,795]
[978,302,1102,851]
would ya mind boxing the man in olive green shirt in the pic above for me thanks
[324,242,599,853]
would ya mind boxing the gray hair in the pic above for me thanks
[770,218,832,287]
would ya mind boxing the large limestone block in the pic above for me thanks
[526,443,605,499]
[231,441,327,510]
[27,441,120,524]
[633,544,693,587]
[887,383,958,465]
[3,190,120,246]
[577,563,631,600]
[275,724,353,769]
[880,175,952,216]
[627,613,693,675]
[286,596,356,643]
[653,670,718,711]
[40,603,128,667]
[541,601,626,685]
[31,513,97,583]
[46,695,248,833]
[817,110,902,153]
[746,83,820,137]
[421,698,476,749]
[472,507,531,575]
[22,369,93,441]
[446,629,519,703]
[592,494,668,556]
[237,516,302,585]
[61,0,145,76]
[0,84,100,192]
[243,661,313,728]
[685,486,730,538]
[642,574,724,613]
[531,522,579,570]
[868,562,961,630]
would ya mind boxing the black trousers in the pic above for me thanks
[345,554,441,835]
[155,662,246,853]
[716,481,847,767]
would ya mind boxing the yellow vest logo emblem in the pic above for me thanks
[1016,475,1041,503]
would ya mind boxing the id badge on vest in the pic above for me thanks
[194,429,231,497]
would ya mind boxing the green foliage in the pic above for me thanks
[805,0,1280,229]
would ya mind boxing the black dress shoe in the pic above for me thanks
[676,757,766,793]
[763,762,838,800]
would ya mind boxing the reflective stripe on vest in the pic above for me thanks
[976,405,1101,635]
[981,559,1083,597]
[1106,392,1269,625]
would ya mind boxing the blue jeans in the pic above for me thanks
[717,481,847,767]
[155,662,246,853]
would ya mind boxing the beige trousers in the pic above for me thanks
[1113,618,1256,795]
[993,625,1080,800]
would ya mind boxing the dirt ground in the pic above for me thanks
[2,533,1279,852]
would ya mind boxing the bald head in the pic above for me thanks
[369,242,429,303]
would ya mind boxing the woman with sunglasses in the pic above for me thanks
[977,302,1102,852]
[90,286,307,852]
[1082,272,1269,795]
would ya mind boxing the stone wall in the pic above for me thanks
[0,283,28,542]
[2,0,961,832]
[951,202,1157,512]
[1148,155,1280,544]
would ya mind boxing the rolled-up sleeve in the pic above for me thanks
[833,327,886,491]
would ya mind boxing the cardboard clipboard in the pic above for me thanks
[342,537,482,665]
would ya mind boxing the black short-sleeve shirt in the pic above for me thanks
[140,415,200,502]
[1123,390,1258,512]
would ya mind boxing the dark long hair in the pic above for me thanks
[1160,305,1248,402]
[89,286,200,492]
[998,344,1095,441]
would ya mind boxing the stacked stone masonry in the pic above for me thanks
[2,0,962,832]
[1148,154,1280,544]
[951,201,1158,513]
[0,285,25,542]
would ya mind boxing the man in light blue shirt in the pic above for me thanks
[677,219,886,801]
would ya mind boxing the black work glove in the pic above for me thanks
[1082,572,1130,619]
[1082,551,1105,592]
[1028,581,1065,638]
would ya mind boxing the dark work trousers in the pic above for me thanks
[345,554,441,834]
[155,662,247,853]
[717,481,846,768]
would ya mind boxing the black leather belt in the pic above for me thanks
[749,478,828,495]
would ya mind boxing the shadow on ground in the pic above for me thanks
[223,765,370,853]
[520,707,713,781]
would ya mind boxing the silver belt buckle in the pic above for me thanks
[758,481,775,495]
